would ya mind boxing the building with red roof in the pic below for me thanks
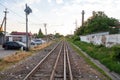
[6,31,32,43]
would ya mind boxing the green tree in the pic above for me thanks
[55,33,63,38]
[75,11,120,35]
[37,28,44,38]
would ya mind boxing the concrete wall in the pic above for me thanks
[80,32,120,47]
[105,34,120,47]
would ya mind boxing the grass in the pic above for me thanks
[0,42,53,71]
[31,42,52,51]
[3,51,31,63]
[69,39,120,75]
[0,51,31,71]
[68,41,111,80]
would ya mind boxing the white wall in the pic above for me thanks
[80,32,120,47]
[80,36,90,43]
[106,34,120,47]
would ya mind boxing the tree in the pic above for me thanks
[75,11,120,35]
[37,28,44,38]
[55,33,63,38]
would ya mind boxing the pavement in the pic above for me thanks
[0,45,17,59]
[72,43,120,80]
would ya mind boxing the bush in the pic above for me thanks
[111,45,120,61]
[72,35,80,41]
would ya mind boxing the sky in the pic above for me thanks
[0,0,120,35]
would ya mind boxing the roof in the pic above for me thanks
[11,32,32,36]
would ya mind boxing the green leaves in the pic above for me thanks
[37,28,44,38]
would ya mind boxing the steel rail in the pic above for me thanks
[23,41,62,80]
[66,43,73,80]
[64,43,67,80]
[49,42,64,80]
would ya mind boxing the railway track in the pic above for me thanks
[23,41,74,80]
[0,40,109,80]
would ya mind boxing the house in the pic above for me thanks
[6,31,32,43]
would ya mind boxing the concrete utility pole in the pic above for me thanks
[4,8,8,42]
[75,20,77,29]
[26,7,29,51]
[44,23,48,42]
[24,4,32,51]
[81,10,85,27]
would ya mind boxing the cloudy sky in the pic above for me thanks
[0,0,120,35]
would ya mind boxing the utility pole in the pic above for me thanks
[81,10,85,27]
[26,6,29,51]
[75,20,77,29]
[4,8,8,42]
[24,4,32,51]
[44,23,48,42]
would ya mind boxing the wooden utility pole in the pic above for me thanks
[81,10,85,27]
[4,8,8,42]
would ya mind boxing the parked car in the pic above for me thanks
[41,39,46,43]
[2,41,26,50]
[31,39,42,45]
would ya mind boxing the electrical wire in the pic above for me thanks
[0,2,25,20]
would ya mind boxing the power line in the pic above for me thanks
[0,2,48,32]
[0,3,25,20]
[0,2,34,25]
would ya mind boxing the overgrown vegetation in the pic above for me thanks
[69,38,120,74]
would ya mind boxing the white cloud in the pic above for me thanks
[16,0,41,8]
[56,0,63,4]
[48,0,52,3]
[25,0,41,4]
